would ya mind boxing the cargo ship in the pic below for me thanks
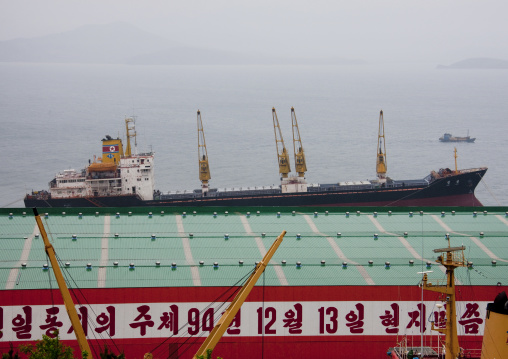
[24,110,487,208]
[439,132,476,143]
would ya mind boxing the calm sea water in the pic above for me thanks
[1,63,507,207]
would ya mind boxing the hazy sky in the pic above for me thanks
[1,0,507,64]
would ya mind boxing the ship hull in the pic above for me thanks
[24,168,487,208]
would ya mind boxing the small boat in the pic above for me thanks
[439,133,475,143]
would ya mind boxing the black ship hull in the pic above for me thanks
[24,168,487,208]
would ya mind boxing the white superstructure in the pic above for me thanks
[49,118,155,201]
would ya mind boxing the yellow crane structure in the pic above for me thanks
[272,108,291,178]
[421,237,466,359]
[197,110,211,193]
[193,230,287,359]
[291,107,307,178]
[376,110,387,182]
[32,208,92,358]
[124,117,137,157]
[454,147,458,174]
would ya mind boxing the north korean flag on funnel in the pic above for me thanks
[103,145,119,153]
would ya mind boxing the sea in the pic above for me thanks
[1,62,507,208]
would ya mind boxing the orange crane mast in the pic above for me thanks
[291,107,307,178]
[272,108,291,178]
[193,230,287,359]
[33,208,93,358]
[421,237,466,359]
[197,110,211,193]
[376,110,387,182]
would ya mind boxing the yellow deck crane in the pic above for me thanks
[421,237,466,359]
[291,107,307,178]
[376,110,387,183]
[193,230,286,359]
[454,147,458,174]
[124,117,137,157]
[197,110,211,194]
[32,208,93,358]
[272,108,291,179]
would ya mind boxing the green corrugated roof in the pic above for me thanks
[1,207,507,290]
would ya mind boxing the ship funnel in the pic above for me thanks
[101,137,123,164]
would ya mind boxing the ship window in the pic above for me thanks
[125,179,127,182]
[141,159,144,164]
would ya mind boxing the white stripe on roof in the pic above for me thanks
[369,215,455,282]
[176,214,201,286]
[97,215,110,288]
[5,224,39,289]
[239,214,288,286]
[302,214,375,285]
[433,214,508,263]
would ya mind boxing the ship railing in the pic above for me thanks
[26,191,51,200]
[87,174,120,180]
[159,188,281,200]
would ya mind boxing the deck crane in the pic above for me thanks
[376,110,387,183]
[124,117,137,157]
[197,110,211,194]
[291,107,307,178]
[193,230,287,359]
[32,208,93,358]
[272,108,291,178]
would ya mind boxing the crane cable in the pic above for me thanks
[148,266,256,358]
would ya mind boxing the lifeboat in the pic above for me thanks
[87,162,117,172]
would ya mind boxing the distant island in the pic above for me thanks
[0,22,363,66]
[437,58,508,69]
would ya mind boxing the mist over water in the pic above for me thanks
[1,63,506,207]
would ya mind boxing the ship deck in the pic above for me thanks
[1,206,507,290]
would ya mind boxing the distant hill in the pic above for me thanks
[437,58,508,69]
[0,22,179,64]
[0,22,363,66]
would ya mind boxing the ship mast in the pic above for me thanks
[421,236,466,359]
[291,107,307,178]
[124,117,137,157]
[197,110,211,193]
[376,110,387,182]
[272,107,291,178]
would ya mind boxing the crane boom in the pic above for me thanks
[272,108,291,178]
[291,107,307,177]
[376,110,387,181]
[193,230,287,359]
[197,110,211,193]
[32,208,92,358]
